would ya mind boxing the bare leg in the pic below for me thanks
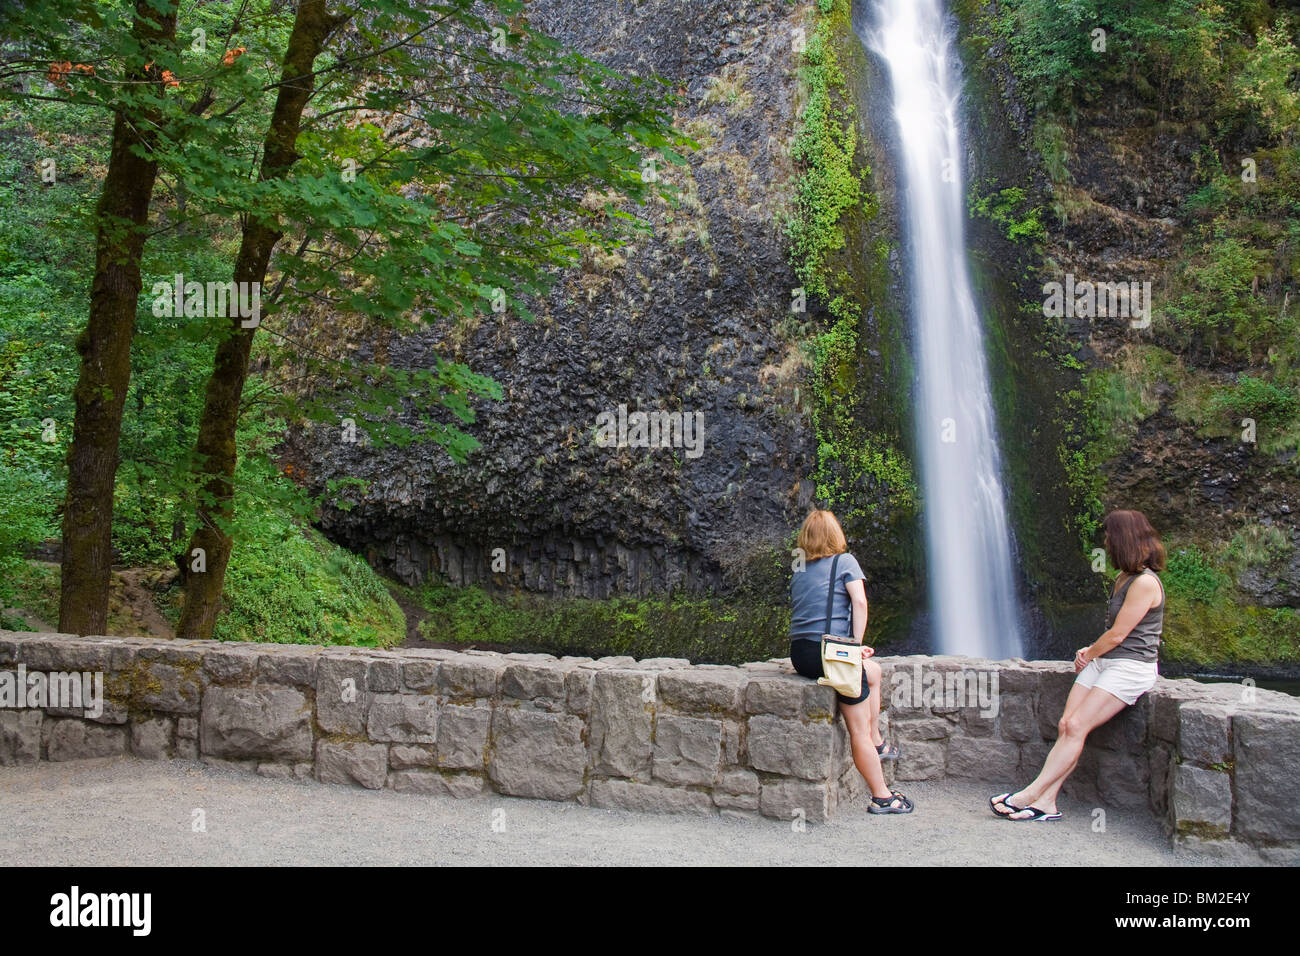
[840,696,892,800]
[864,659,884,748]
[1008,687,1128,815]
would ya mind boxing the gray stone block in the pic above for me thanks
[747,715,834,781]
[316,656,369,735]
[895,740,946,781]
[316,741,388,789]
[890,716,952,741]
[256,761,313,780]
[488,708,586,801]
[998,693,1037,742]
[589,670,654,778]
[759,779,832,823]
[402,660,439,691]
[200,685,313,761]
[130,716,174,759]
[438,655,506,698]
[366,693,438,744]
[257,647,320,686]
[389,769,484,798]
[365,657,402,693]
[44,718,126,761]
[0,711,42,765]
[1172,764,1232,830]
[134,661,203,714]
[657,668,747,715]
[436,704,491,770]
[1177,702,1233,766]
[715,768,760,796]
[587,779,714,815]
[946,736,1019,782]
[563,667,596,716]
[744,672,835,720]
[201,646,260,683]
[652,715,722,786]
[1234,710,1300,843]
[390,744,437,770]
[501,661,568,701]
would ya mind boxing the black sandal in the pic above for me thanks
[868,790,914,814]
[875,743,900,761]
[989,790,1023,817]
[1005,806,1062,822]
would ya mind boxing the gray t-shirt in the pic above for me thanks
[789,553,866,641]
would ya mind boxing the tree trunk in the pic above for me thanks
[59,1,178,635]
[176,0,344,640]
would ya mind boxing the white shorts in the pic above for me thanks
[1075,657,1158,706]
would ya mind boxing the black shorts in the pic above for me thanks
[789,639,870,705]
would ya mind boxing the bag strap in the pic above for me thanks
[823,554,842,636]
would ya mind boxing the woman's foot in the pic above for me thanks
[989,790,1022,817]
[875,742,900,761]
[868,790,914,814]
[1005,805,1062,822]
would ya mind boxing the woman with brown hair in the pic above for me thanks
[990,509,1167,822]
[789,509,913,814]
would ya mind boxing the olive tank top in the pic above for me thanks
[1101,568,1164,662]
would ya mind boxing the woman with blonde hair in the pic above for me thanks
[990,509,1167,822]
[789,509,912,814]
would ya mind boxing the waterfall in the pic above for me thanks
[861,0,1023,659]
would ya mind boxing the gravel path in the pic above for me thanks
[0,757,1220,866]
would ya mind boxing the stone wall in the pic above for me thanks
[0,631,1295,862]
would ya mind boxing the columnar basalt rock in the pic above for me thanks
[0,630,1295,863]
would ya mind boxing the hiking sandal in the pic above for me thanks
[875,742,900,761]
[868,789,914,814]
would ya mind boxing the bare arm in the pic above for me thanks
[846,578,868,648]
[1080,575,1161,664]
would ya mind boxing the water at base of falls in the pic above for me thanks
[862,0,1023,659]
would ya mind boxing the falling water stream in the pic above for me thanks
[862,0,1023,658]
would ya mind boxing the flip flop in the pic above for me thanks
[875,743,900,761]
[1005,806,1062,822]
[989,790,1023,817]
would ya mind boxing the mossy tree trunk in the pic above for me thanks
[176,0,347,641]
[58,1,179,635]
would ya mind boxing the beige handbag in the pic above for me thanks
[816,554,863,698]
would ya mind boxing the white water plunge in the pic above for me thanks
[863,0,1023,658]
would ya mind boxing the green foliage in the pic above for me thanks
[1206,374,1298,427]
[968,186,1046,246]
[415,583,790,665]
[786,0,862,300]
[1165,546,1232,604]
[197,517,404,646]
[1224,522,1293,577]
[0,0,692,642]
[785,0,916,525]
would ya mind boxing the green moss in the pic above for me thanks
[413,582,800,664]
[968,185,1046,246]
[786,0,917,541]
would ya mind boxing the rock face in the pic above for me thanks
[286,0,817,599]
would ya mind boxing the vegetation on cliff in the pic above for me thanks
[963,0,1300,666]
